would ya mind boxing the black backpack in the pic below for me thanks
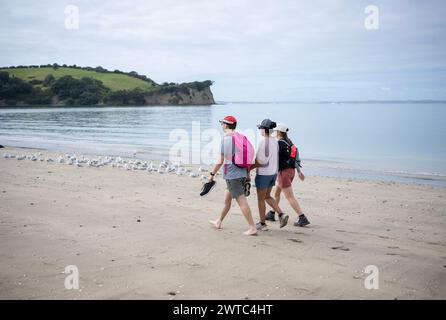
[280,139,302,169]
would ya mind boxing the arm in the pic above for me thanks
[208,154,224,181]
[248,158,262,171]
[297,165,305,181]
[296,150,305,181]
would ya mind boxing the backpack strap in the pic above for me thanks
[279,138,290,147]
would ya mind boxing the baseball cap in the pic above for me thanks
[219,115,237,125]
[257,119,276,130]
[273,123,289,133]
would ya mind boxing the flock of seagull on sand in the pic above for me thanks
[2,152,218,180]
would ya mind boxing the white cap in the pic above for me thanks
[273,123,289,133]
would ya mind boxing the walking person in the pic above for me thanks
[250,119,289,231]
[208,115,258,236]
[265,123,310,227]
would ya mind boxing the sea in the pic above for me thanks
[1,102,446,187]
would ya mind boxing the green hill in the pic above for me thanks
[0,64,215,106]
[0,66,155,91]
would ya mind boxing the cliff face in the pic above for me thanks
[143,87,215,105]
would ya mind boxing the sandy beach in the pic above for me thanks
[0,146,445,299]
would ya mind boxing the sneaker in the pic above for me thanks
[265,211,276,221]
[279,213,289,228]
[256,222,268,231]
[294,214,310,227]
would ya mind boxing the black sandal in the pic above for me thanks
[244,181,251,197]
[200,180,216,196]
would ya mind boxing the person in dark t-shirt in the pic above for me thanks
[265,123,310,227]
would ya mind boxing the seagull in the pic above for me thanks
[160,160,169,168]
[189,172,199,178]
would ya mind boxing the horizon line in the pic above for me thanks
[217,100,446,104]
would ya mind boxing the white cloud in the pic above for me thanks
[1,0,445,101]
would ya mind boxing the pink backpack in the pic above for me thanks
[226,132,255,168]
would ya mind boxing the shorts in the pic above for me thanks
[225,177,246,199]
[255,174,277,189]
[277,168,295,188]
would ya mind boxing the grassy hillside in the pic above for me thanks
[1,65,214,106]
[0,67,154,91]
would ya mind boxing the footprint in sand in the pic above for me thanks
[288,238,303,243]
[331,245,350,251]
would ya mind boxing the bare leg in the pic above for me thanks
[265,187,282,214]
[282,186,304,216]
[209,190,231,229]
[274,185,282,207]
[267,185,282,212]
[235,195,257,235]
[256,188,267,223]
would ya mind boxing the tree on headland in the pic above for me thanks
[43,74,55,87]
[0,71,51,104]
[104,88,145,105]
[50,75,109,105]
[0,71,33,99]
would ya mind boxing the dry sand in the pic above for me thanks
[0,146,445,299]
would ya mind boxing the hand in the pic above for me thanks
[208,174,215,182]
[298,171,305,181]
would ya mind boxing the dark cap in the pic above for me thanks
[257,118,276,130]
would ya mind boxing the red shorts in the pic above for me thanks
[276,168,295,188]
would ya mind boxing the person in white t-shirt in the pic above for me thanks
[249,119,289,231]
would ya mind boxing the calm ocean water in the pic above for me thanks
[1,102,446,186]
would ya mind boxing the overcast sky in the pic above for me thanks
[1,0,445,101]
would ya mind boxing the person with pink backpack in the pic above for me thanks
[208,115,258,236]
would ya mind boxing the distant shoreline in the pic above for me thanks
[2,144,445,188]
[0,103,217,108]
[220,100,446,104]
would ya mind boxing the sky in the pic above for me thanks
[1,0,445,101]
